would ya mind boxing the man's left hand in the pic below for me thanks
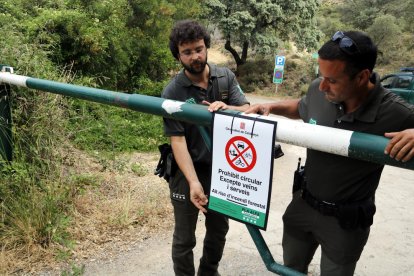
[202,100,228,112]
[384,129,414,162]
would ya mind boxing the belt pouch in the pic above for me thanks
[337,204,359,230]
[358,198,376,228]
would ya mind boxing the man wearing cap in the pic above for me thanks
[245,31,414,275]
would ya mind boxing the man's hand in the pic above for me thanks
[202,100,228,112]
[384,129,414,162]
[189,181,208,213]
[244,103,272,115]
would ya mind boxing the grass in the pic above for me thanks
[1,74,170,274]
[66,99,167,153]
[1,149,172,274]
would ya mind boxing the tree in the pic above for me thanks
[366,14,401,49]
[202,0,322,69]
[335,0,413,66]
[316,1,349,40]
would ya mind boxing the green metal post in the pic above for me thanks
[246,225,305,276]
[0,82,12,162]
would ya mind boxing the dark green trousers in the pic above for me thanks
[170,168,229,276]
[282,192,370,276]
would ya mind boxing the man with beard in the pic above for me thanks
[162,20,249,276]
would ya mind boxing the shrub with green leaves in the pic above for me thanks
[0,0,202,273]
[237,59,274,93]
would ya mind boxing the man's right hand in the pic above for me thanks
[189,182,208,213]
[244,103,272,115]
[384,129,414,162]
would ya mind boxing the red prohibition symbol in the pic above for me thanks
[225,136,257,172]
[274,70,283,79]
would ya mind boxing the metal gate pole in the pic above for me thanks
[0,72,12,162]
[1,71,413,171]
[246,225,305,276]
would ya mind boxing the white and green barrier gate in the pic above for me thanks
[1,65,413,276]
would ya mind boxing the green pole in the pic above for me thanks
[0,82,12,162]
[25,77,214,126]
[246,225,305,276]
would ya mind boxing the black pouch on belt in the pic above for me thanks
[154,143,177,182]
[358,198,376,228]
[337,204,359,230]
[337,198,376,230]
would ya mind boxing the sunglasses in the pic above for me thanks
[331,31,360,55]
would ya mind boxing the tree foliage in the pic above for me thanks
[202,0,322,68]
[1,0,201,91]
[317,0,414,69]
[0,0,201,272]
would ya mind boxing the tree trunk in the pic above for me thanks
[224,40,243,68]
[241,41,249,65]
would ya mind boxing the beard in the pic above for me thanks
[181,58,208,75]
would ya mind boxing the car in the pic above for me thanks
[380,67,414,104]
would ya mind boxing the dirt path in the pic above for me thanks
[81,144,414,276]
[80,95,414,276]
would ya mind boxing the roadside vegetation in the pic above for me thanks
[1,0,413,274]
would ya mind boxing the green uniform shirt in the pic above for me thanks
[298,73,414,203]
[162,63,249,165]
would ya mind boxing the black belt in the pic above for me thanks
[301,189,338,216]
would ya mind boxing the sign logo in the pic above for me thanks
[185,98,196,104]
[309,118,317,125]
[225,136,257,172]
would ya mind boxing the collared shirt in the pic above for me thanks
[298,73,414,202]
[162,63,249,164]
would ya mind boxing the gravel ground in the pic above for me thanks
[81,94,414,275]
[35,91,414,276]
[80,140,414,276]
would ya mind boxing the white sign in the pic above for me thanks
[208,112,276,230]
[275,55,285,66]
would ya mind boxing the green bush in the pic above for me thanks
[0,0,202,273]
[282,56,316,98]
[237,59,274,93]
[66,100,167,153]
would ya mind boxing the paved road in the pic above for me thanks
[84,95,414,275]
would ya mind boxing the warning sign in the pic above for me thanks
[225,136,256,172]
[208,112,277,230]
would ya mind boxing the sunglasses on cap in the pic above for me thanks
[331,31,360,55]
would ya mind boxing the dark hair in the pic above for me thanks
[169,20,211,60]
[318,31,378,77]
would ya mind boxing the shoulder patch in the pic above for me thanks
[237,85,244,95]
[185,98,196,104]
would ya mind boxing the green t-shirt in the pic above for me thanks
[298,73,414,203]
[162,63,249,165]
